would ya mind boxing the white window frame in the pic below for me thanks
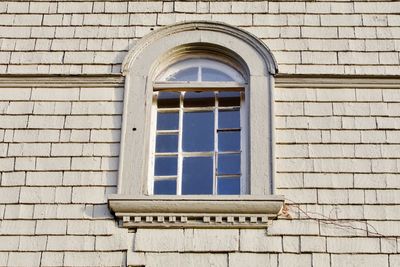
[108,21,284,229]
[150,57,248,196]
[149,88,247,196]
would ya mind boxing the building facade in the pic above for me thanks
[0,1,400,266]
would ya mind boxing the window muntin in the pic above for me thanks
[151,89,245,195]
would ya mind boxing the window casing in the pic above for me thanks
[108,21,284,229]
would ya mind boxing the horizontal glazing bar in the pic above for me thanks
[217,174,241,178]
[154,152,179,156]
[154,176,177,180]
[156,130,179,134]
[157,108,180,112]
[217,128,241,132]
[217,151,242,154]
[155,152,226,157]
[158,107,239,113]
[153,82,246,90]
[181,152,214,157]
[183,107,215,111]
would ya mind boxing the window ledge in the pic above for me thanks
[108,195,285,229]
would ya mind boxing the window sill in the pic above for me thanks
[108,194,285,229]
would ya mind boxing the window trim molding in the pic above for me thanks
[121,21,278,76]
[109,21,284,228]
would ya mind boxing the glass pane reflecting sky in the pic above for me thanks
[154,156,177,176]
[218,153,241,175]
[167,67,198,82]
[219,110,240,129]
[157,112,179,130]
[183,111,214,152]
[218,131,240,151]
[154,179,176,195]
[202,68,234,82]
[218,177,240,195]
[154,89,243,195]
[156,58,245,83]
[182,157,213,194]
[156,134,178,153]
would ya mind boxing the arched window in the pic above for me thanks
[150,58,247,195]
[109,22,284,229]
[156,58,245,83]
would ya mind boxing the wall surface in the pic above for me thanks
[0,1,399,75]
[0,79,126,266]
[0,1,400,267]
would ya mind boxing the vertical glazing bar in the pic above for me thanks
[198,66,202,82]
[149,92,158,194]
[176,92,184,195]
[214,91,218,195]
[240,90,246,194]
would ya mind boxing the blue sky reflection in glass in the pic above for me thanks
[218,131,240,151]
[218,177,240,195]
[156,134,178,153]
[166,67,198,82]
[157,112,179,130]
[154,156,177,176]
[183,111,214,152]
[182,157,213,194]
[157,59,245,83]
[202,67,234,82]
[218,153,241,175]
[154,180,176,195]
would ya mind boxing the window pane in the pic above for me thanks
[183,111,214,152]
[218,153,240,175]
[157,112,179,130]
[156,58,245,83]
[156,134,178,153]
[202,67,234,82]
[154,179,177,195]
[219,110,240,129]
[158,92,180,108]
[218,131,240,151]
[154,156,177,176]
[182,157,213,195]
[167,67,198,82]
[184,91,215,107]
[218,91,241,107]
[218,177,240,195]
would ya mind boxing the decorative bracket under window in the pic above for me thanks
[108,195,285,229]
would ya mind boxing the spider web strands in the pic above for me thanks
[283,198,397,247]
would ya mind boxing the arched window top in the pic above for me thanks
[156,58,246,83]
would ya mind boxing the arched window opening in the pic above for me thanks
[156,58,246,83]
[150,58,247,195]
